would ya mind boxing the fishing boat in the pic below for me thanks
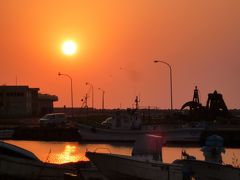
[174,135,240,180]
[0,141,78,179]
[78,109,204,143]
[78,109,163,142]
[86,134,185,180]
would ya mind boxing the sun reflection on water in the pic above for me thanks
[5,140,240,166]
[48,144,82,164]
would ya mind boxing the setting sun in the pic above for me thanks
[61,40,77,56]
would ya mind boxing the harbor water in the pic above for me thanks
[4,140,240,166]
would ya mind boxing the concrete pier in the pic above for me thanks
[12,127,81,141]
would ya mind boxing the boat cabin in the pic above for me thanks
[132,134,163,161]
[102,109,142,130]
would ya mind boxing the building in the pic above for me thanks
[0,86,58,118]
[38,93,58,116]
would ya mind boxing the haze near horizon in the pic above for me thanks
[0,0,239,109]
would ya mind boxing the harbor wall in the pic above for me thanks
[12,127,81,141]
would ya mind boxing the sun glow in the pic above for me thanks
[61,40,77,56]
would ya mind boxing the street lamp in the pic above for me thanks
[98,88,105,110]
[153,60,173,110]
[58,72,74,117]
[86,82,94,109]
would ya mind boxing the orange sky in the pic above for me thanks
[0,0,240,109]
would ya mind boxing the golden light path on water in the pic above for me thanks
[5,140,133,163]
[5,140,240,165]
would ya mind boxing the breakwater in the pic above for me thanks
[7,126,240,147]
[12,127,81,141]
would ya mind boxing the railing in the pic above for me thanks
[86,147,112,154]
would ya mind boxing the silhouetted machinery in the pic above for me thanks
[181,86,230,121]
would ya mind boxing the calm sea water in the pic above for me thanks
[5,140,240,166]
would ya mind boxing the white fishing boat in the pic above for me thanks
[174,135,240,180]
[78,109,163,142]
[0,141,78,179]
[78,109,204,143]
[86,134,184,180]
[78,124,150,141]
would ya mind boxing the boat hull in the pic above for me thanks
[78,124,203,143]
[0,154,77,179]
[86,152,183,180]
[174,159,240,180]
[78,124,162,141]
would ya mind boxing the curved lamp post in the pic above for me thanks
[58,72,74,117]
[86,82,94,109]
[98,88,105,110]
[153,60,173,110]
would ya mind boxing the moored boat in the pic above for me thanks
[78,122,162,141]
[78,109,163,142]
[78,109,204,143]
[86,134,184,180]
[0,141,78,179]
[174,135,240,180]
[175,159,240,180]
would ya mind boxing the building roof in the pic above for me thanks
[0,85,39,92]
[38,93,58,101]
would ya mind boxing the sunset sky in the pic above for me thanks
[0,0,239,109]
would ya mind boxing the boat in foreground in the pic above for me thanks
[0,141,77,179]
[175,159,240,180]
[174,135,240,180]
[86,134,184,180]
